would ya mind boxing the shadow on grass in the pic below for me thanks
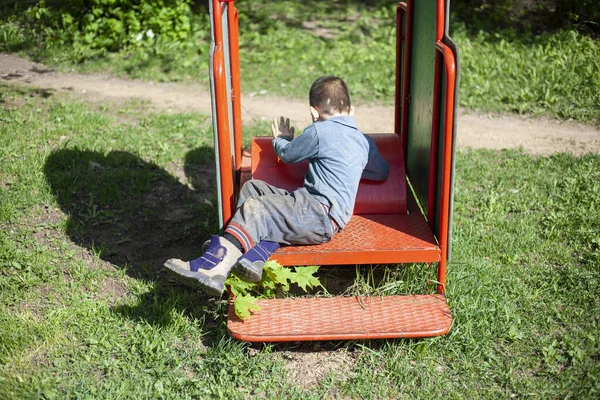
[0,86,55,106]
[43,146,231,341]
[43,146,428,350]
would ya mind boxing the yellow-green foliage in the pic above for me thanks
[226,261,322,320]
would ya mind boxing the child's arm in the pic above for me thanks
[271,116,295,140]
[272,123,319,164]
[361,135,390,181]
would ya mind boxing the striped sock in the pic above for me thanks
[223,233,244,252]
[224,223,253,252]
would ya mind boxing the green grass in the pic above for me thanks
[1,1,599,124]
[1,85,599,398]
[454,26,600,122]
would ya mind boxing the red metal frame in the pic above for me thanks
[396,2,412,159]
[212,0,235,224]
[428,50,442,232]
[394,3,404,136]
[227,3,243,175]
[395,0,456,294]
[212,0,457,333]
[434,42,455,294]
[211,0,457,341]
[434,0,456,294]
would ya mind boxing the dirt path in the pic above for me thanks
[2,52,599,156]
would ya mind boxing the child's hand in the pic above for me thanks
[271,116,295,139]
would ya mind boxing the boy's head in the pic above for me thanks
[309,75,354,121]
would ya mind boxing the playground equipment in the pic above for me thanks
[208,0,459,342]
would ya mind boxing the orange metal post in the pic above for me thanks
[434,42,455,294]
[397,2,412,158]
[435,0,445,41]
[434,0,457,294]
[212,0,235,224]
[227,2,243,177]
[394,4,404,136]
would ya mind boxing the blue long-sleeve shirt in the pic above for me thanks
[272,116,389,229]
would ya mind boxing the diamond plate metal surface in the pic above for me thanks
[273,213,440,265]
[228,294,452,342]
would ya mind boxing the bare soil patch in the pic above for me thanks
[2,53,599,155]
[99,276,129,306]
[280,348,356,389]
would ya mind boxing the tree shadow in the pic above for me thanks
[0,86,55,108]
[43,146,230,343]
[44,147,218,277]
[43,146,426,349]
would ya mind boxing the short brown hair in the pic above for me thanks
[309,76,351,116]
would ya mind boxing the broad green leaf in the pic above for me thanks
[258,273,278,293]
[264,261,293,291]
[233,294,261,320]
[292,265,322,292]
[225,275,255,296]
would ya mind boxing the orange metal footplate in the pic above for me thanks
[228,294,452,342]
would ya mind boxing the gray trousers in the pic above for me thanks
[226,180,337,249]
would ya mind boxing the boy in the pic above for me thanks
[164,76,389,296]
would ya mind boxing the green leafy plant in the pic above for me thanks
[15,0,208,63]
[226,261,323,320]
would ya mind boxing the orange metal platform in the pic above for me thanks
[241,134,439,266]
[271,213,440,266]
[229,133,446,341]
[228,294,452,342]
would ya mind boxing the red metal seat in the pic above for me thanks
[244,134,439,266]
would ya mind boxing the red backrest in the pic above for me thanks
[250,134,407,215]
